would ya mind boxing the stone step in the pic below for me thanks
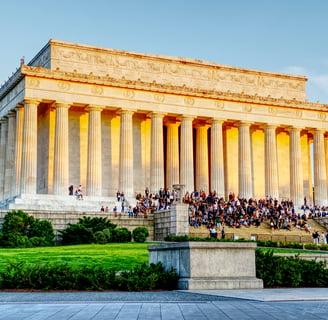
[5,194,134,213]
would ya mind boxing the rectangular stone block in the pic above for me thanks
[257,234,272,241]
[271,235,286,242]
[148,242,263,290]
[301,235,313,243]
[285,235,301,243]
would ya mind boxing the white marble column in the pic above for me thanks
[195,124,209,194]
[13,104,24,196]
[180,116,194,194]
[238,122,253,199]
[211,119,225,198]
[53,103,70,195]
[0,118,8,199]
[4,112,16,199]
[166,121,180,190]
[264,124,279,199]
[119,110,134,197]
[289,127,303,207]
[150,112,164,194]
[86,105,103,197]
[314,129,328,206]
[21,99,40,194]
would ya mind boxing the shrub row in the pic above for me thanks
[164,234,251,242]
[59,217,149,245]
[165,235,328,252]
[257,240,328,251]
[256,240,303,249]
[256,249,328,287]
[0,210,55,248]
[304,243,328,251]
[0,261,178,291]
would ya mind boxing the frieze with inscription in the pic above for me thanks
[49,41,307,101]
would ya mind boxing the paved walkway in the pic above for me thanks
[0,289,327,319]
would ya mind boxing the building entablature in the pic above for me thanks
[1,72,328,132]
[14,65,328,112]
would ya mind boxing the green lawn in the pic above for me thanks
[0,243,325,273]
[0,243,157,271]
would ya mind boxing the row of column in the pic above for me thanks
[0,100,327,207]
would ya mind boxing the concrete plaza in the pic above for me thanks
[0,288,327,319]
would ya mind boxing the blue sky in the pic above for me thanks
[1,0,327,103]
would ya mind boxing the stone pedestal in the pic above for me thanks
[153,203,189,241]
[148,242,263,290]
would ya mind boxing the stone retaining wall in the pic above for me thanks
[0,210,154,241]
[191,232,313,243]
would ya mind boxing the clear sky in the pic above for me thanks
[1,0,327,103]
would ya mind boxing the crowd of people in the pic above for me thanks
[185,191,318,235]
[70,184,328,238]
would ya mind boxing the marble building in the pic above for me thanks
[0,39,327,210]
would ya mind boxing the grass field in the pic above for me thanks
[0,243,156,271]
[0,243,325,272]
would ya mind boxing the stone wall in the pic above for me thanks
[0,205,187,242]
[315,217,328,229]
[0,210,154,241]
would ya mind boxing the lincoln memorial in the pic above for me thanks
[0,39,327,211]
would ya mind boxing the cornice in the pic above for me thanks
[20,65,328,112]
[0,67,23,100]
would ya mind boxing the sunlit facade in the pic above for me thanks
[0,39,327,208]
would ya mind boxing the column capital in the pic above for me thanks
[7,111,16,118]
[119,109,135,116]
[150,112,165,118]
[238,121,251,127]
[15,102,24,110]
[195,123,210,130]
[179,115,194,122]
[165,120,180,128]
[23,98,41,106]
[54,102,70,109]
[314,129,326,135]
[290,126,302,133]
[86,105,103,112]
[211,118,225,125]
[264,123,277,130]
[0,117,8,124]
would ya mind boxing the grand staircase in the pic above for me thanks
[0,194,129,213]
